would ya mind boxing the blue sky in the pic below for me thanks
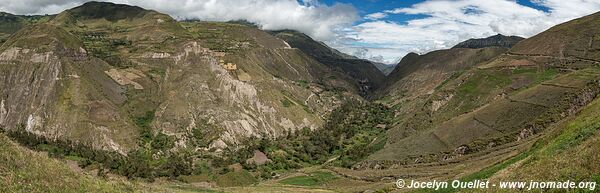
[2,0,600,64]
[310,0,600,63]
[319,0,550,24]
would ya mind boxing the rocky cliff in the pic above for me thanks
[0,2,362,154]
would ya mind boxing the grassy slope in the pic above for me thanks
[370,66,599,162]
[406,90,600,193]
[272,30,385,94]
[279,171,338,186]
[484,96,600,190]
[510,11,600,61]
[0,12,54,44]
[0,133,233,192]
[379,48,510,140]
[0,133,135,192]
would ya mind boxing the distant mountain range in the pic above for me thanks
[452,34,525,49]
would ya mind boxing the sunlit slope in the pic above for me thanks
[371,66,600,163]
[0,133,134,192]
[484,95,600,192]
[0,1,366,156]
[510,11,600,61]
[369,11,600,168]
[272,30,386,96]
[0,23,140,151]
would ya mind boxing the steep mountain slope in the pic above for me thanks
[362,13,600,171]
[0,133,134,192]
[380,46,507,103]
[2,2,600,192]
[372,67,599,163]
[271,30,386,96]
[486,96,600,192]
[0,1,362,157]
[372,62,396,75]
[452,34,524,49]
[510,11,600,61]
[0,12,53,44]
[0,23,139,152]
[0,132,227,192]
[0,12,25,41]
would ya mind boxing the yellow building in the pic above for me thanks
[223,63,237,70]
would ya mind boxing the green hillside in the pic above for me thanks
[272,30,386,96]
[1,2,600,193]
[0,12,53,44]
[0,133,135,192]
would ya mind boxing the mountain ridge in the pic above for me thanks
[452,34,525,49]
[271,30,386,96]
[0,2,366,155]
[1,2,600,192]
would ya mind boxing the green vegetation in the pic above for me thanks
[127,111,196,179]
[181,21,257,52]
[458,69,511,95]
[296,80,309,88]
[77,31,133,68]
[230,102,393,178]
[133,111,176,151]
[1,3,597,193]
[67,1,148,22]
[539,106,600,155]
[512,67,560,84]
[0,133,137,192]
[133,111,155,144]
[279,171,338,186]
[435,70,466,91]
[281,98,295,107]
[2,116,190,180]
[413,96,600,193]
[178,174,211,183]
[1,24,83,51]
[188,120,223,148]
[216,170,258,187]
[272,30,385,94]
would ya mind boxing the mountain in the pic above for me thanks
[510,11,600,61]
[0,12,24,39]
[357,11,600,177]
[0,1,365,165]
[271,30,386,96]
[2,2,600,192]
[485,95,600,191]
[372,62,396,75]
[0,12,53,44]
[0,133,136,192]
[452,34,525,49]
[379,47,508,102]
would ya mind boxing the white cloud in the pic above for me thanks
[339,0,600,64]
[0,0,85,15]
[0,0,358,40]
[365,12,387,20]
[2,0,600,64]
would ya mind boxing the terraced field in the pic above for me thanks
[372,65,599,162]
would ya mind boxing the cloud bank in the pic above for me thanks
[0,0,358,40]
[346,0,600,63]
[1,0,600,64]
